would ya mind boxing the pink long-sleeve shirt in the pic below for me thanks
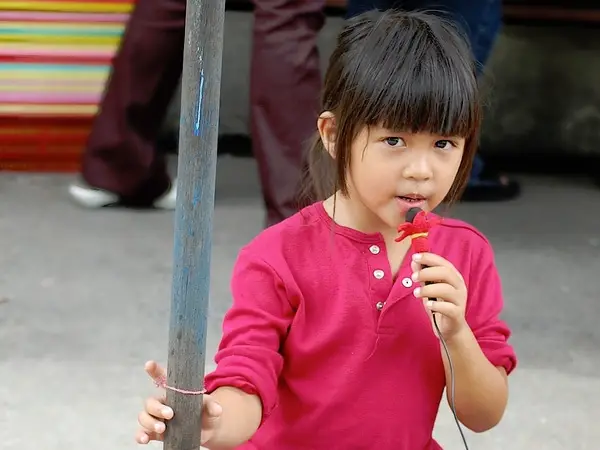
[204,202,516,449]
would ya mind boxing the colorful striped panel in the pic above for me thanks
[0,3,134,171]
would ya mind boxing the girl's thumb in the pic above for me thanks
[206,398,223,417]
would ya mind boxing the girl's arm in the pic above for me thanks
[204,387,263,450]
[442,328,508,433]
[442,233,516,433]
[202,246,297,447]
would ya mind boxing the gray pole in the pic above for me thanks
[163,0,225,448]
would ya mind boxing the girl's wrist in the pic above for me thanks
[442,320,472,347]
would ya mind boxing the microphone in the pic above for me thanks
[396,207,443,301]
[405,207,422,227]
[396,206,442,253]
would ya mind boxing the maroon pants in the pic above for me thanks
[82,0,325,223]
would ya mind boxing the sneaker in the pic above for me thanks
[68,179,177,210]
[68,183,118,208]
[153,180,177,210]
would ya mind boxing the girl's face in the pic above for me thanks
[348,127,465,229]
[340,124,464,233]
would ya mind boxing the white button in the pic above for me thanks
[402,277,413,288]
[369,245,380,255]
[376,301,385,310]
[373,269,385,279]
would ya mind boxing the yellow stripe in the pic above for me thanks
[0,2,133,13]
[0,127,88,135]
[410,232,428,239]
[1,43,116,52]
[0,104,97,115]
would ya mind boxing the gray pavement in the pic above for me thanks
[1,157,599,449]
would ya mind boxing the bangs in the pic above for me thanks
[340,11,480,138]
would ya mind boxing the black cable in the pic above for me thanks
[433,314,469,450]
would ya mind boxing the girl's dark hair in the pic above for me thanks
[302,9,482,205]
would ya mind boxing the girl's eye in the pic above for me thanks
[384,137,406,147]
[434,140,455,150]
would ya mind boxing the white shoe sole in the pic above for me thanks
[68,181,177,210]
[154,181,177,210]
[68,184,119,208]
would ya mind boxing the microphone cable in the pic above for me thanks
[433,313,469,450]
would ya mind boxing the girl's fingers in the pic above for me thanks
[413,253,465,281]
[414,266,463,291]
[136,361,174,446]
[425,298,462,319]
[138,411,166,435]
[412,252,454,269]
[135,429,163,444]
[202,395,223,430]
[410,260,421,274]
[414,283,459,305]
[145,361,167,384]
[204,396,223,416]
[135,430,149,444]
[145,396,173,420]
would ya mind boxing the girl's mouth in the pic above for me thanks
[396,195,427,211]
[396,194,426,203]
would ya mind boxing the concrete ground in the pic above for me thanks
[1,157,599,449]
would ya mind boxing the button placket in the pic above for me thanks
[372,267,387,313]
[375,255,418,323]
[365,242,390,318]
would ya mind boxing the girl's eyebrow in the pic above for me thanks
[374,127,409,134]
[375,129,465,140]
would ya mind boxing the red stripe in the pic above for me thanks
[0,54,112,65]
[0,134,88,143]
[0,114,95,121]
[0,138,88,146]
[0,116,93,124]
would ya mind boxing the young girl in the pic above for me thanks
[135,9,516,449]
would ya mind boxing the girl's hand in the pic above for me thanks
[410,252,468,341]
[135,361,223,445]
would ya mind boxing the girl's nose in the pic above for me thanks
[402,155,433,181]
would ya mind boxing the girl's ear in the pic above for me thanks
[317,111,337,158]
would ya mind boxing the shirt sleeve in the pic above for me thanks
[465,238,517,375]
[204,247,295,421]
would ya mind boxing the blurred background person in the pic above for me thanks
[346,0,521,202]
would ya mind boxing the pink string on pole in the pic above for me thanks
[154,375,206,395]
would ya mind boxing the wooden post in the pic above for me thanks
[163,0,225,448]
